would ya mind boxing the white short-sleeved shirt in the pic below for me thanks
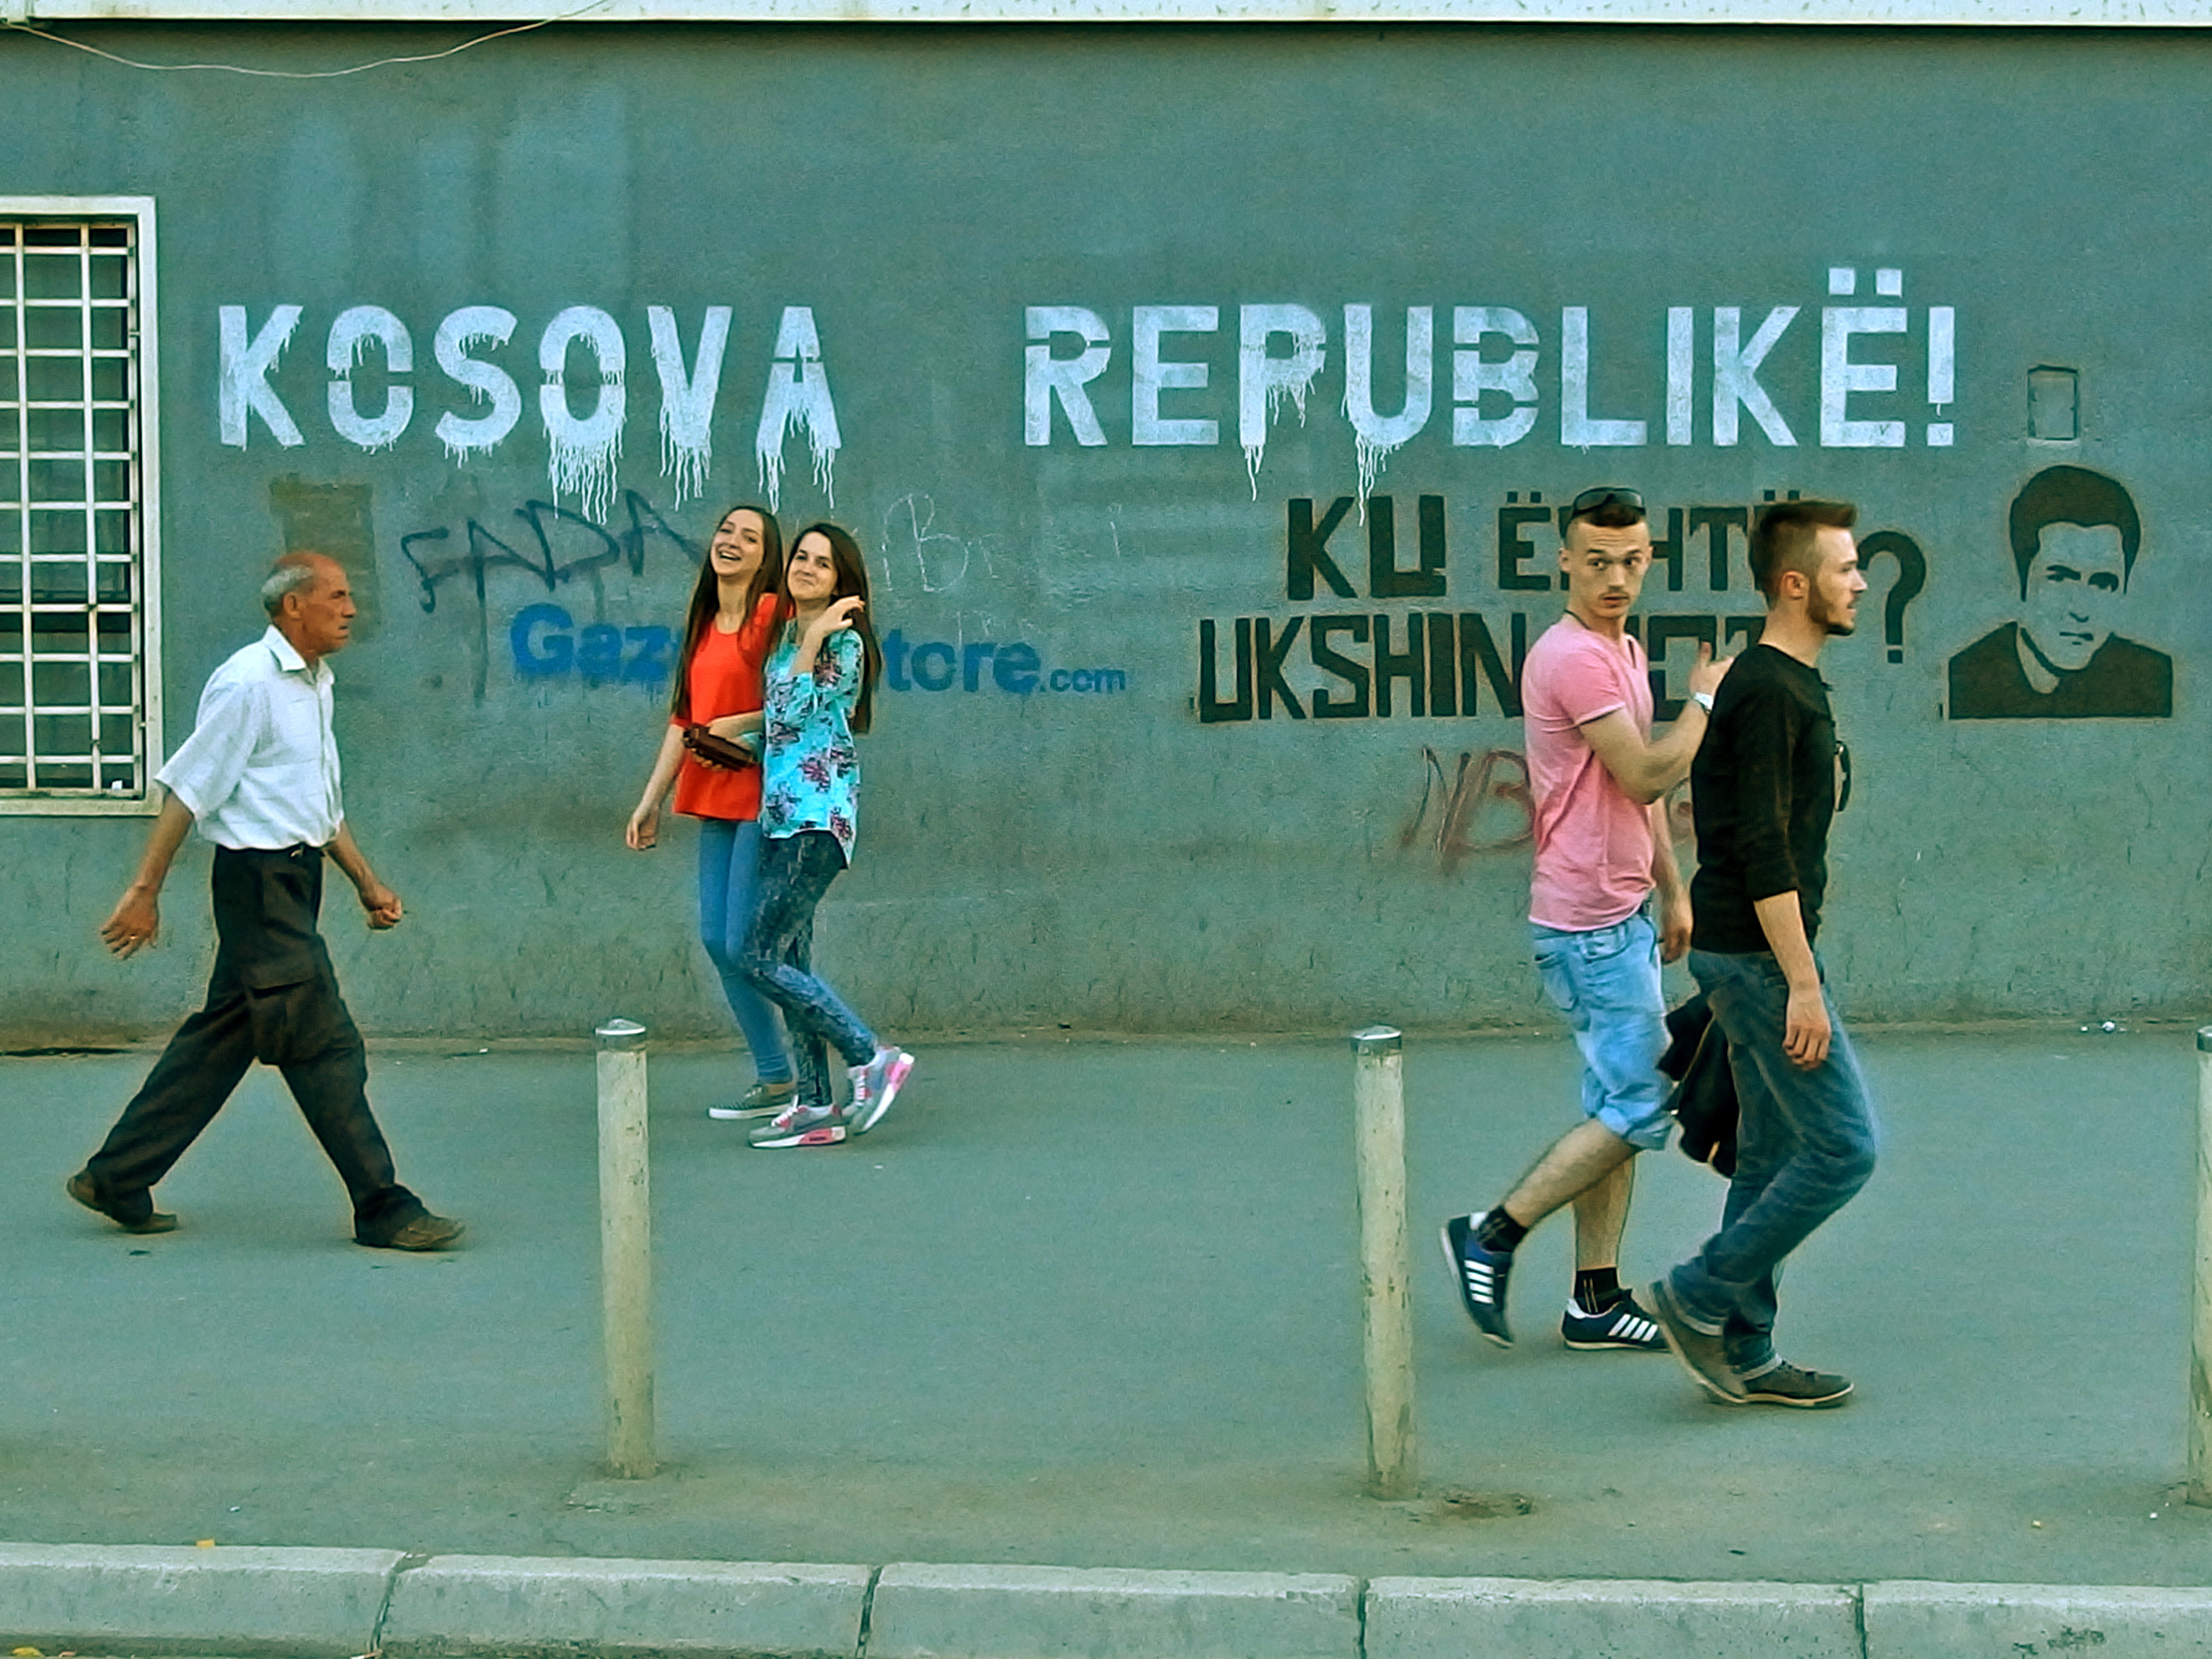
[156,626,344,850]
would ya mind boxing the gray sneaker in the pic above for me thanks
[707,1080,798,1121]
[746,1101,847,1149]
[1646,1277,1745,1402]
[848,1047,914,1137]
[1730,1360,1853,1409]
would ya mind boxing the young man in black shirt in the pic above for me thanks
[1648,501,1877,1409]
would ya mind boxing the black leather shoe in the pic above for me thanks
[66,1171,178,1235]
[359,1211,466,1251]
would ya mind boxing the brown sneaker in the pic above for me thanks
[1647,1277,1744,1401]
[66,1171,177,1235]
[1731,1360,1853,1409]
[361,1211,466,1251]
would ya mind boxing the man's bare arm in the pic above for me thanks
[327,821,403,929]
[100,793,195,958]
[1578,644,1733,804]
[1752,891,1828,1069]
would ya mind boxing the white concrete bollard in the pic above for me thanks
[1352,1025,1417,1500]
[2191,1025,2212,1507]
[595,1017,656,1480]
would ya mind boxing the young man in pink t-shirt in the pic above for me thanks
[1441,488,1730,1351]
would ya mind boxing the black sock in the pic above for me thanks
[1474,1209,1528,1252]
[1574,1267,1624,1311]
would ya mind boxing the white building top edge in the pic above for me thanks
[20,0,2212,23]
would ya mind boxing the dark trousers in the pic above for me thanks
[83,846,422,1238]
[737,830,878,1110]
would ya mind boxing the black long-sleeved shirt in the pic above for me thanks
[1688,642,1838,954]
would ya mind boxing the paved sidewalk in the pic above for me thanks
[2,1026,2205,1586]
[9,1546,2212,1659]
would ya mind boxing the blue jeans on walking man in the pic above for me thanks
[1530,904,1676,1153]
[1666,948,1879,1375]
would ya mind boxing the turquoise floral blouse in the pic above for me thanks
[759,624,862,860]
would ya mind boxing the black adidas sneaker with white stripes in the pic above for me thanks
[1440,1212,1515,1347]
[1561,1289,1666,1350]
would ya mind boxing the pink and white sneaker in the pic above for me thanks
[746,1101,847,1149]
[848,1047,914,1136]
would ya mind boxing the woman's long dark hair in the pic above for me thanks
[783,522,883,735]
[669,504,784,720]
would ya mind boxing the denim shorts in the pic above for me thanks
[1529,906,1674,1152]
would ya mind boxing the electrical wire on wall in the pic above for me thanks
[0,1,611,77]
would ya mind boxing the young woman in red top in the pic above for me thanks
[624,504,796,1119]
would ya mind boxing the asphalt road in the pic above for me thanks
[3,1025,2205,1582]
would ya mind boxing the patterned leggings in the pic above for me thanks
[737,830,878,1109]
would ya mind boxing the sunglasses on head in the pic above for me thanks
[1568,487,1645,519]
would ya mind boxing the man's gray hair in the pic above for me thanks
[260,557,323,616]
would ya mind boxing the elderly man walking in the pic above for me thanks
[66,553,462,1251]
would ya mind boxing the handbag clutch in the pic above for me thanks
[682,724,758,770]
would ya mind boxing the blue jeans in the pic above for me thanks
[738,830,878,1110]
[697,818,794,1084]
[1529,906,1674,1152]
[1668,949,1879,1373]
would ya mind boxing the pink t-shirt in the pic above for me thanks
[1521,616,1656,931]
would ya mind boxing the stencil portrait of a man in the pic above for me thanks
[1948,465,2172,720]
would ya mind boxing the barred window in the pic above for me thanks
[0,201,163,814]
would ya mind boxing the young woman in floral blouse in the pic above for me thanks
[739,522,914,1148]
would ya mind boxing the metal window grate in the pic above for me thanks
[0,217,147,798]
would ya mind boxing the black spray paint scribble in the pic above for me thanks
[398,490,700,699]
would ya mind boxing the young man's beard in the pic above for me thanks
[1809,584,1856,636]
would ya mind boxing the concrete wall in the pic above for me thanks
[3,21,2207,1039]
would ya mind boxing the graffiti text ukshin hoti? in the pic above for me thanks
[1194,492,1928,724]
